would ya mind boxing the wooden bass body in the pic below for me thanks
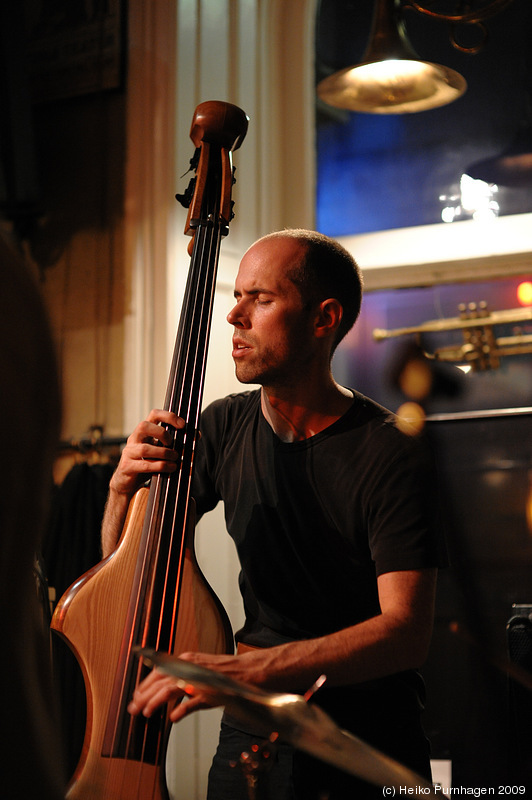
[51,488,232,799]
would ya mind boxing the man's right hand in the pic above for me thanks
[101,409,184,556]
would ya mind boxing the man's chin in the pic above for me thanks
[235,373,259,386]
[234,365,263,386]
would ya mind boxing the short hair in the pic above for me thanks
[260,229,363,349]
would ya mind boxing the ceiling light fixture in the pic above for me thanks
[317,0,514,114]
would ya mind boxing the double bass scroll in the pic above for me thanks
[51,101,249,800]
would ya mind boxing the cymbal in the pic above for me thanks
[137,648,442,798]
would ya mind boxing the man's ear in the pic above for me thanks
[314,298,343,339]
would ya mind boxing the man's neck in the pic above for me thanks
[260,381,353,442]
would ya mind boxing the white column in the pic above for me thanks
[122,2,317,797]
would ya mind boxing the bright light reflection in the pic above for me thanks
[350,60,438,105]
[441,175,499,223]
[354,60,432,81]
[517,281,532,306]
[441,205,461,223]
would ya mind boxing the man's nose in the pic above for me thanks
[227,302,248,328]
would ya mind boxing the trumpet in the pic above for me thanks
[372,302,532,371]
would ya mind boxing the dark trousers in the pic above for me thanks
[206,720,430,800]
[206,722,294,800]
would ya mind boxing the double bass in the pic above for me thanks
[51,100,249,799]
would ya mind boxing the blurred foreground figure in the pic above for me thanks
[0,235,66,798]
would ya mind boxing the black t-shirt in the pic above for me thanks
[192,389,443,648]
[192,389,445,770]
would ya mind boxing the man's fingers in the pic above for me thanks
[127,666,217,723]
[134,442,180,465]
[146,409,184,427]
[168,693,211,723]
[129,423,175,448]
[127,410,185,448]
[128,672,183,718]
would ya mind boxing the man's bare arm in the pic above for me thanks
[129,567,437,722]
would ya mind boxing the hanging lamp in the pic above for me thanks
[317,0,467,114]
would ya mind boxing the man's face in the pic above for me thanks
[227,237,315,387]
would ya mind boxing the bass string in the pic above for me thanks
[116,223,212,712]
[108,142,228,782]
[153,201,224,658]
[105,473,181,792]
[123,223,221,786]
[102,411,186,761]
[155,224,214,650]
[108,480,168,766]
[144,225,212,661]
[116,219,222,777]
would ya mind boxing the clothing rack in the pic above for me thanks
[58,423,127,454]
[58,434,127,453]
[55,428,126,484]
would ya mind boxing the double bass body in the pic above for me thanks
[53,490,231,799]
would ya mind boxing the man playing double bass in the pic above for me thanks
[102,229,444,799]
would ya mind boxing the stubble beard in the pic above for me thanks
[233,345,314,392]
[233,346,292,388]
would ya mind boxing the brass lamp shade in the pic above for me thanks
[317,0,467,114]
